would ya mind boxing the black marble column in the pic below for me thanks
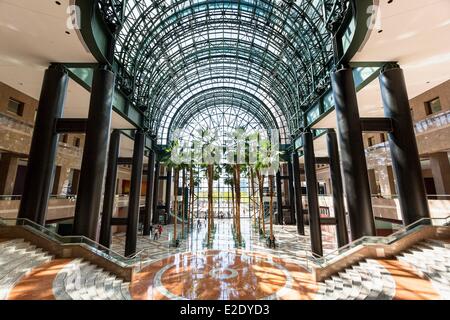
[303,130,323,257]
[287,159,297,225]
[152,161,161,224]
[73,66,115,239]
[99,130,121,248]
[143,150,156,235]
[291,151,305,235]
[331,67,376,239]
[165,167,172,224]
[380,65,430,225]
[18,64,69,225]
[275,171,283,225]
[125,131,145,257]
[326,129,349,247]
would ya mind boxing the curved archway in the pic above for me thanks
[113,0,344,138]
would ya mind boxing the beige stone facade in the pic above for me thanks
[315,79,450,221]
[0,81,133,222]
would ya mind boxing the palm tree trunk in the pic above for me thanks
[207,164,213,244]
[181,168,186,236]
[231,169,237,230]
[189,165,194,231]
[269,174,274,241]
[173,168,179,242]
[250,168,256,226]
[231,180,235,227]
[235,164,241,243]
[257,170,265,237]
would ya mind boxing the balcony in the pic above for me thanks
[0,195,146,222]
[415,109,450,134]
[0,112,83,159]
[364,109,450,163]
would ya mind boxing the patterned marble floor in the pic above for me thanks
[2,221,449,300]
[110,218,340,269]
[130,249,318,300]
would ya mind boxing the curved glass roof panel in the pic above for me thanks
[111,0,348,143]
[173,104,270,152]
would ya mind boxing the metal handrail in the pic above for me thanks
[308,215,450,268]
[0,217,145,269]
[415,109,450,134]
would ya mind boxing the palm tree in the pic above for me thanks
[268,174,275,242]
[207,164,213,243]
[249,167,257,226]
[196,128,221,245]
[257,138,281,245]
[255,168,265,237]
[223,174,235,224]
[173,167,179,243]
[181,168,186,236]
[161,140,185,246]
[233,163,242,243]
[188,164,194,231]
[245,131,259,228]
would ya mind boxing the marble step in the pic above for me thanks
[397,240,450,299]
[0,240,53,300]
[0,249,46,279]
[0,239,24,250]
[0,242,39,264]
[315,259,395,300]
[53,259,131,300]
[424,239,450,249]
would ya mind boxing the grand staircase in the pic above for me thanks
[397,240,450,299]
[0,239,53,300]
[315,259,396,300]
[315,239,450,300]
[53,259,131,300]
[0,239,131,300]
[0,215,449,300]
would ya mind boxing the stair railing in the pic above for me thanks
[305,215,450,270]
[0,217,146,270]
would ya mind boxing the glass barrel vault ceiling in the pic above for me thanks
[111,0,348,145]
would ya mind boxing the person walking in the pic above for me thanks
[153,228,159,240]
[158,224,163,238]
[149,224,153,236]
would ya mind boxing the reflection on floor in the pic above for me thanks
[2,219,449,300]
[110,218,339,269]
[130,250,318,300]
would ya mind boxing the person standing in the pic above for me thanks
[149,224,153,236]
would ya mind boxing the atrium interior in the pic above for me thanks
[0,0,449,301]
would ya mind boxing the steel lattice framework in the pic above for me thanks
[103,0,350,144]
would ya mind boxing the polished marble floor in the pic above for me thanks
[111,218,340,269]
[114,219,337,300]
[3,221,449,300]
[130,249,318,300]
